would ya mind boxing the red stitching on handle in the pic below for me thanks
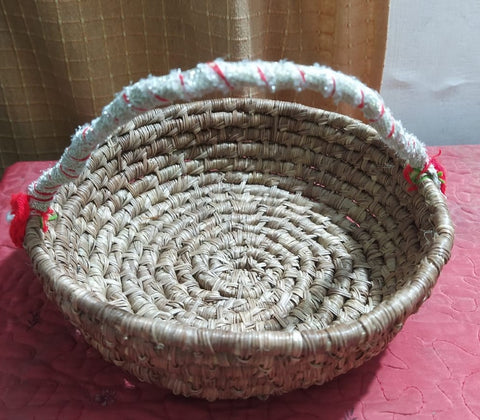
[369,103,385,122]
[407,136,417,148]
[46,174,61,189]
[70,153,91,162]
[59,165,78,179]
[357,90,365,109]
[29,194,57,203]
[328,76,336,98]
[122,93,148,112]
[33,183,55,197]
[387,122,395,139]
[178,72,189,97]
[66,147,91,162]
[82,126,89,139]
[297,67,306,84]
[207,61,233,89]
[150,90,169,103]
[257,66,269,87]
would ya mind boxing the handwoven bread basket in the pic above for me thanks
[13,61,453,400]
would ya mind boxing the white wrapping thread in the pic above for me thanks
[28,60,434,212]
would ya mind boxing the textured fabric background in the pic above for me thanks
[0,0,389,175]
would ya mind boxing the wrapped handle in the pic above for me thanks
[9,60,446,246]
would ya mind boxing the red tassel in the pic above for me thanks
[403,150,447,195]
[9,193,31,248]
[40,208,55,233]
[403,164,417,191]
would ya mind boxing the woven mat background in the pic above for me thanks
[0,0,388,175]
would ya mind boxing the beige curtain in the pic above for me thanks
[0,0,389,175]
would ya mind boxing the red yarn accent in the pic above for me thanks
[150,90,169,103]
[328,76,336,98]
[297,67,306,84]
[9,193,57,246]
[33,183,55,198]
[81,125,92,140]
[403,150,447,194]
[430,150,447,194]
[207,62,233,89]
[59,164,78,179]
[39,208,55,233]
[403,164,418,191]
[122,93,148,112]
[403,162,429,192]
[387,122,396,139]
[67,148,91,162]
[257,66,269,87]
[369,103,385,122]
[29,194,56,203]
[9,193,30,248]
[357,90,365,109]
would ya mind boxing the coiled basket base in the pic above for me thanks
[25,99,453,400]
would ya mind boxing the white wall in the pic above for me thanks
[381,0,480,145]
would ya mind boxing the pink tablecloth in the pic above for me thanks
[0,146,479,420]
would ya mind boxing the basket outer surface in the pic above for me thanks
[25,99,454,400]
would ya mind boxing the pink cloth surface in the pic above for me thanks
[0,146,478,420]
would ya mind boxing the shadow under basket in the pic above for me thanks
[25,98,454,400]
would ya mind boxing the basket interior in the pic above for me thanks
[44,99,437,333]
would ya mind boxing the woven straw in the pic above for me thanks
[24,97,454,400]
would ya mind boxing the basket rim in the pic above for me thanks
[114,96,383,141]
[24,98,454,357]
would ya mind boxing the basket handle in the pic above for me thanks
[9,60,446,246]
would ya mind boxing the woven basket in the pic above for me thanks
[15,61,453,400]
